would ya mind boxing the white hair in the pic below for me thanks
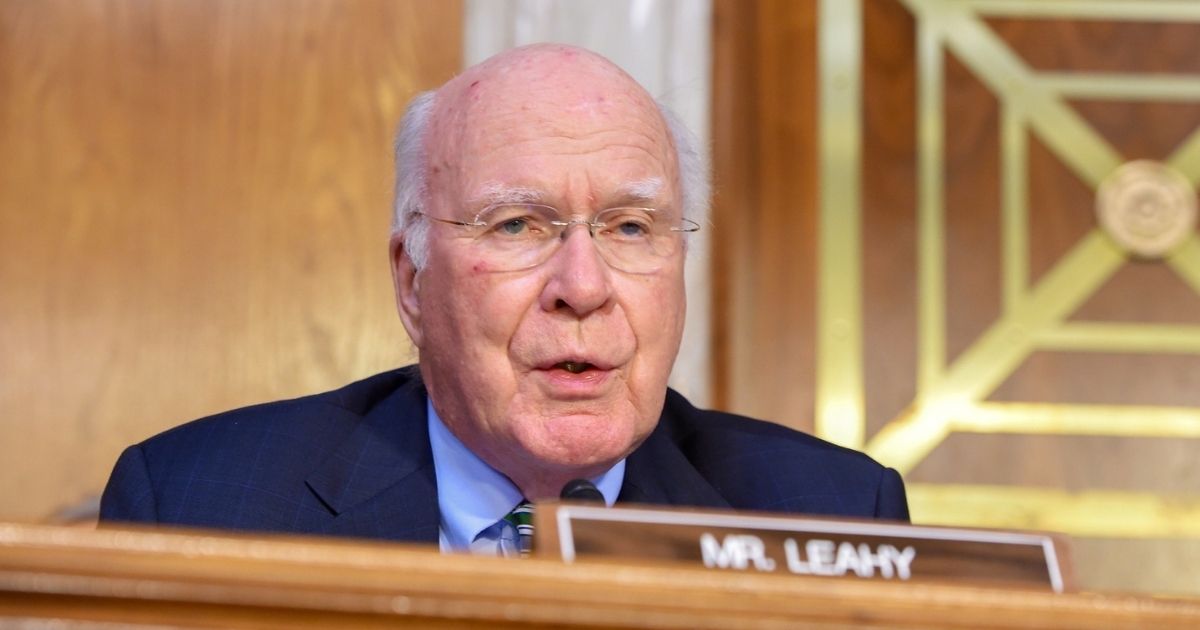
[392,90,436,269]
[392,91,709,270]
[620,177,664,203]
[470,183,543,206]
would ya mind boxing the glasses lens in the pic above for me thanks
[596,207,656,242]
[476,204,557,242]
[593,207,682,273]
[465,204,686,273]
[471,204,559,270]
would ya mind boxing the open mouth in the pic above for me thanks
[555,361,595,374]
[537,358,614,393]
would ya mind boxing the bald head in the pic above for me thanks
[433,45,665,139]
[393,44,707,269]
[427,45,676,225]
[436,44,663,127]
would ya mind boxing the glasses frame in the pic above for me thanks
[418,205,700,233]
[414,203,700,273]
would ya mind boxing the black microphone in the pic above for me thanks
[560,478,605,504]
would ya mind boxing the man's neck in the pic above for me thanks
[426,399,625,552]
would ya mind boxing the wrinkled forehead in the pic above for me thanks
[426,47,679,209]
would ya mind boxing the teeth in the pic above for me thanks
[559,361,590,374]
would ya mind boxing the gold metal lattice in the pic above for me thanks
[816,0,1200,538]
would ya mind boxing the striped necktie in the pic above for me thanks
[502,501,534,557]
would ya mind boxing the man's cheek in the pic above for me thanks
[642,280,684,324]
[469,282,532,345]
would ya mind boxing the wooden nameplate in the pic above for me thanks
[535,503,1072,593]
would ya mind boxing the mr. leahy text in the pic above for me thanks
[701,533,916,580]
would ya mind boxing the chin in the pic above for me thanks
[520,412,644,471]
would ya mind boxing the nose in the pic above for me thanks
[537,225,614,315]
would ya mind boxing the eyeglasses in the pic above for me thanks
[417,203,700,274]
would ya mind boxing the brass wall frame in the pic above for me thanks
[817,0,1200,537]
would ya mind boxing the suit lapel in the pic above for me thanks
[305,378,727,541]
[305,378,440,544]
[620,415,731,510]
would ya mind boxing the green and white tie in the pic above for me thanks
[503,501,534,557]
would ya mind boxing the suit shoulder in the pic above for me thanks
[661,389,906,518]
[139,368,415,451]
[128,369,419,504]
[103,368,425,530]
[662,389,882,469]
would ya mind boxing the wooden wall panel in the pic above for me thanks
[0,0,462,521]
[908,14,1200,501]
[713,0,1200,596]
[711,0,818,426]
[861,0,918,436]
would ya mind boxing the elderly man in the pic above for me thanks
[101,45,907,554]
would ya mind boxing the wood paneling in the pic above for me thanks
[711,0,818,426]
[914,10,1200,597]
[907,15,1200,491]
[0,0,462,521]
[712,0,1200,595]
[861,0,919,435]
[3,522,1199,628]
[988,18,1200,74]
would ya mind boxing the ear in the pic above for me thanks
[389,232,423,348]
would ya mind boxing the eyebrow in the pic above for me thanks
[616,177,663,205]
[468,183,544,207]
[467,177,665,209]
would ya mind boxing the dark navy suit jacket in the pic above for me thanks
[100,368,909,542]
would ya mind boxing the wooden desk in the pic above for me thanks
[0,522,1196,628]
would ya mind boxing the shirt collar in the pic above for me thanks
[426,398,625,551]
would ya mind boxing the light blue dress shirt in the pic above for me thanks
[427,400,625,556]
